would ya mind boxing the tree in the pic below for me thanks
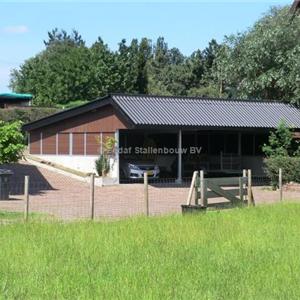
[10,7,300,106]
[44,28,85,47]
[89,37,120,98]
[213,6,300,102]
[135,38,152,93]
[202,39,221,72]
[10,29,93,106]
[147,37,197,96]
[0,121,25,164]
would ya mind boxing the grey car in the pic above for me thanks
[121,161,160,179]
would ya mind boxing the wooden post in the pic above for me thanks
[144,172,149,216]
[24,176,29,221]
[279,168,283,201]
[243,169,247,202]
[239,177,243,203]
[247,169,253,206]
[186,171,198,205]
[200,170,207,207]
[194,172,200,205]
[176,129,182,183]
[90,173,95,220]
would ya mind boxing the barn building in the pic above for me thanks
[23,94,300,184]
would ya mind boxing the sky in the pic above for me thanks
[0,0,292,92]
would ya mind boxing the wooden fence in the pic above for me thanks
[184,169,253,212]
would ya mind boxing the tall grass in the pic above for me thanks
[1,203,300,299]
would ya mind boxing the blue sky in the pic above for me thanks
[0,0,291,92]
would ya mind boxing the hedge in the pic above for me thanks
[264,156,300,188]
[0,107,60,124]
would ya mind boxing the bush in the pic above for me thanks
[0,121,25,164]
[263,121,300,187]
[264,156,300,188]
[95,154,110,177]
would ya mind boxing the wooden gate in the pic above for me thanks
[184,170,254,211]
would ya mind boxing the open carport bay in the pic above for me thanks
[118,129,268,182]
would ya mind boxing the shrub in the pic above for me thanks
[0,121,25,164]
[264,156,300,188]
[263,121,300,186]
[95,154,110,177]
[262,120,299,157]
[0,107,60,123]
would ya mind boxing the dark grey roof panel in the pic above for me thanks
[112,95,300,129]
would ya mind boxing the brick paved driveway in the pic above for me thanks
[0,161,300,220]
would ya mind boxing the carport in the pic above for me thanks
[23,94,300,184]
[118,128,270,182]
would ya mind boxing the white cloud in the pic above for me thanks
[2,25,29,34]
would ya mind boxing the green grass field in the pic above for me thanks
[1,203,300,299]
[0,211,24,220]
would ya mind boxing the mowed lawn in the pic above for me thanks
[1,203,300,299]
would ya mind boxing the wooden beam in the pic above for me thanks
[206,182,240,204]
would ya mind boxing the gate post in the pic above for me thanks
[186,171,198,205]
[247,169,253,206]
[194,171,200,205]
[200,170,207,207]
[24,176,30,221]
[279,168,283,201]
[240,169,247,203]
[239,177,243,203]
[90,173,95,220]
[144,172,149,216]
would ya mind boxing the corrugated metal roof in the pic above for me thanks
[111,94,300,129]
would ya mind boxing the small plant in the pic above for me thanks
[94,135,116,177]
[95,154,110,177]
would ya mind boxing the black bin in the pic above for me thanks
[0,169,13,200]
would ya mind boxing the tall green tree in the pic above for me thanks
[89,37,120,97]
[10,7,300,106]
[213,6,300,102]
[10,29,93,106]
